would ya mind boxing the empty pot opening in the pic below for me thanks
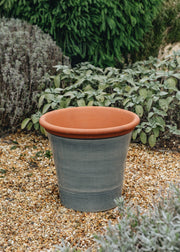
[39,107,140,138]
[44,108,134,130]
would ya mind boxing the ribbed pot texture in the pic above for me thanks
[39,106,140,212]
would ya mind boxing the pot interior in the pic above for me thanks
[39,106,140,138]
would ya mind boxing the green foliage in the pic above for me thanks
[22,51,180,148]
[133,0,180,61]
[0,0,163,67]
[0,17,70,136]
[52,183,180,251]
[95,183,180,251]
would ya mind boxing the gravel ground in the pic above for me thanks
[0,131,179,251]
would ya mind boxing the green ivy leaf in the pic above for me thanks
[148,135,156,147]
[140,132,147,144]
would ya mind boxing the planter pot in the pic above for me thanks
[39,106,140,212]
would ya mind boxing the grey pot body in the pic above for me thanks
[48,133,131,212]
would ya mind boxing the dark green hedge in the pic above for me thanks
[132,0,180,61]
[0,0,163,67]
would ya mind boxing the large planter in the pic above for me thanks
[39,106,140,212]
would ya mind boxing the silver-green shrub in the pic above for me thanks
[95,183,180,252]
[22,51,180,147]
[0,17,70,136]
[53,183,180,251]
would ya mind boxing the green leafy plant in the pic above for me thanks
[53,183,180,251]
[95,183,180,251]
[133,0,180,61]
[22,51,180,147]
[0,0,163,67]
[0,17,70,136]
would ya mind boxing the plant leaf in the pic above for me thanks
[132,130,138,140]
[153,127,159,138]
[54,75,60,88]
[77,99,86,107]
[146,98,153,112]
[38,95,45,108]
[176,91,180,101]
[96,95,105,102]
[42,104,51,114]
[45,93,54,102]
[165,77,178,92]
[159,99,168,112]
[155,116,166,128]
[34,123,40,131]
[140,132,147,144]
[87,100,94,106]
[135,105,144,117]
[21,118,31,129]
[148,135,156,147]
[40,125,46,135]
[31,114,40,124]
[27,122,33,131]
[139,88,148,99]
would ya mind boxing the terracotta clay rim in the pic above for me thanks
[39,106,140,139]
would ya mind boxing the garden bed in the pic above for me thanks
[0,131,179,251]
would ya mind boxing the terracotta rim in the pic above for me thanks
[39,106,140,139]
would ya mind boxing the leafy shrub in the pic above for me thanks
[95,183,180,251]
[53,183,180,251]
[0,17,70,136]
[0,0,163,67]
[163,0,180,44]
[22,51,180,147]
[133,0,180,61]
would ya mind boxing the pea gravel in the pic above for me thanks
[0,131,179,251]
